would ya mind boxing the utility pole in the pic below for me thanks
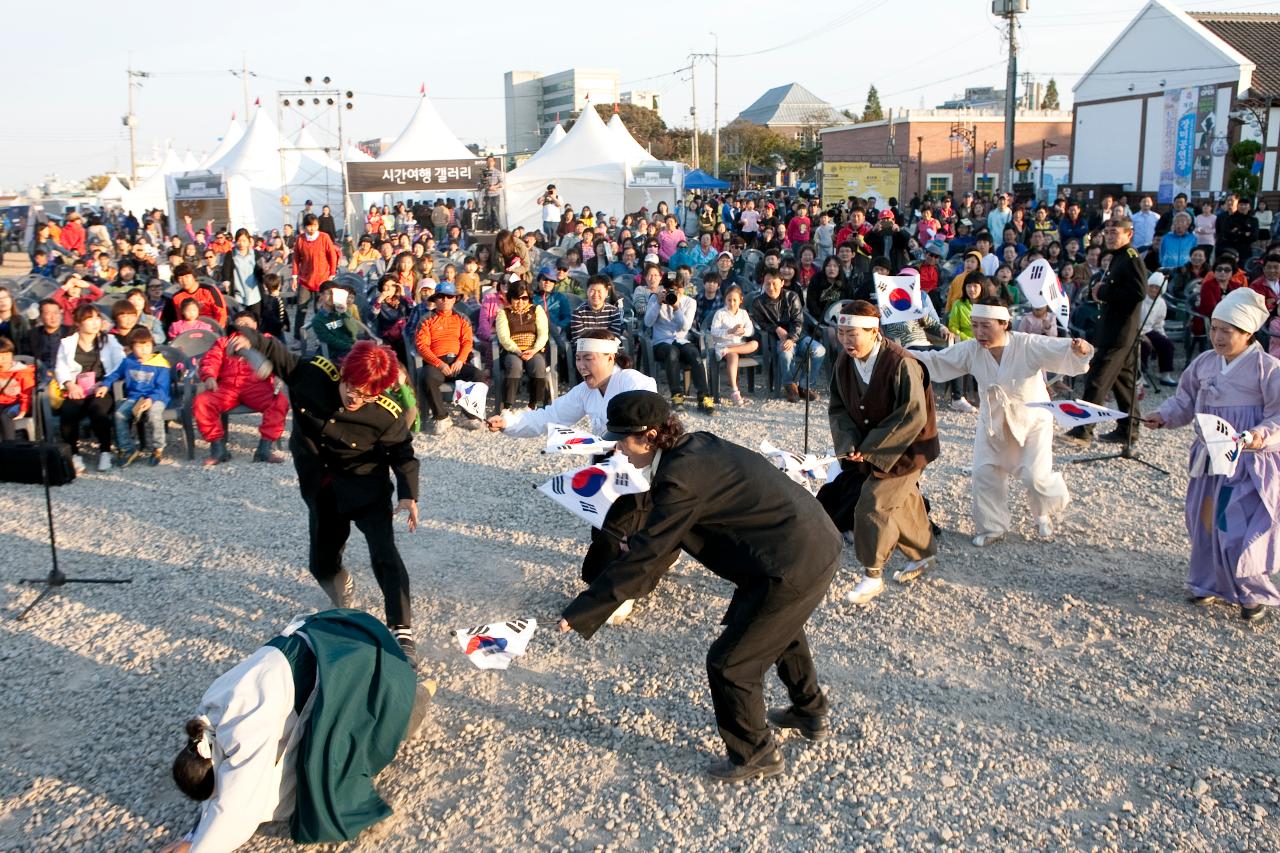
[241,54,250,117]
[690,57,699,169]
[917,136,924,197]
[996,0,1026,194]
[123,64,147,186]
[711,33,720,179]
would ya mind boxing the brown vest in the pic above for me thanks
[836,338,939,478]
[503,306,538,351]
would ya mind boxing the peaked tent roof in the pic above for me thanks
[510,104,620,175]
[606,113,653,163]
[199,116,245,169]
[379,93,475,161]
[99,174,129,201]
[735,82,845,127]
[523,123,566,166]
[210,108,283,177]
[181,150,201,171]
[1191,12,1280,98]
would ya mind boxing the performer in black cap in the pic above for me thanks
[559,390,841,783]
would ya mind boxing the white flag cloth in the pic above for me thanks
[543,424,616,455]
[874,272,926,323]
[453,380,488,419]
[1025,398,1129,427]
[451,618,538,670]
[536,454,651,528]
[1018,259,1070,326]
[759,440,839,490]
[1195,412,1247,477]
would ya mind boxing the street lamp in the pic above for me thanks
[917,136,924,197]
[1040,139,1058,192]
[949,123,978,195]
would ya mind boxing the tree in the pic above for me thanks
[84,175,110,192]
[721,119,790,185]
[564,102,678,155]
[862,85,884,122]
[1228,140,1262,197]
[1040,78,1060,111]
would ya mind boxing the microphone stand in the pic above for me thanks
[1070,273,1169,475]
[18,394,132,621]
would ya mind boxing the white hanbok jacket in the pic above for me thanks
[501,367,656,438]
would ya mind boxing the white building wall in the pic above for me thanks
[1141,95,1164,190]
[1073,100,1143,185]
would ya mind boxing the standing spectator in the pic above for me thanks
[219,229,265,319]
[866,211,910,272]
[1131,196,1160,250]
[317,204,338,242]
[1194,199,1219,259]
[657,215,688,264]
[481,156,504,229]
[60,211,87,256]
[538,185,562,243]
[786,202,812,247]
[986,193,1012,239]
[1256,199,1274,242]
[193,311,288,465]
[292,213,341,332]
[55,304,124,473]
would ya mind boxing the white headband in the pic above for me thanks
[836,313,880,329]
[971,304,1011,322]
[576,337,620,354]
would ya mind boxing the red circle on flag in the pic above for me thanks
[571,467,609,497]
[889,288,913,311]
[1060,403,1090,418]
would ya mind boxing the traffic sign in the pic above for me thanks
[1014,158,1032,173]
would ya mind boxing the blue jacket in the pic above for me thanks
[1159,231,1198,270]
[101,351,171,405]
[604,260,640,280]
[534,291,572,329]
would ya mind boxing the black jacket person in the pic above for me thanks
[560,390,841,782]
[1069,215,1149,444]
[234,330,422,661]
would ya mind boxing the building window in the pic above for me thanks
[927,174,952,194]
[975,176,995,194]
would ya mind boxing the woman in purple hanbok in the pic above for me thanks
[1144,288,1280,622]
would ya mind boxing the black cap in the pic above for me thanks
[603,390,670,441]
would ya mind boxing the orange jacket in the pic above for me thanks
[414,310,472,369]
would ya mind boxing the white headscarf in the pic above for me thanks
[1212,287,1269,334]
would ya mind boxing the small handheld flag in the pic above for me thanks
[543,424,616,455]
[451,618,537,670]
[760,440,839,492]
[536,454,650,528]
[873,273,926,324]
[1026,398,1128,428]
[453,381,488,419]
[1018,259,1070,327]
[1195,412,1247,477]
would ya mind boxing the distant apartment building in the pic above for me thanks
[621,90,661,115]
[504,68,620,155]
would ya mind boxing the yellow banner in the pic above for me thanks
[822,163,901,207]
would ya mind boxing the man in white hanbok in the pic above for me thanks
[910,301,1094,544]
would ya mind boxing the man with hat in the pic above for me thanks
[1065,214,1149,446]
[559,389,842,782]
[868,209,910,271]
[1144,287,1280,622]
[818,300,940,605]
[918,240,948,312]
[413,280,486,432]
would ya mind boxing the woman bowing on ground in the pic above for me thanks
[910,298,1094,544]
[1143,288,1280,622]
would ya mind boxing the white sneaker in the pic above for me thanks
[71,454,85,474]
[951,398,977,413]
[605,598,635,625]
[432,417,453,435]
[1036,516,1054,539]
[845,575,884,604]
[972,531,1005,547]
[97,453,112,472]
[893,555,936,584]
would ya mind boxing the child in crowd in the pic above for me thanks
[168,299,217,338]
[95,327,171,466]
[1140,273,1177,388]
[310,284,359,361]
[31,249,60,278]
[709,285,758,406]
[0,336,36,441]
[258,273,289,339]
[456,256,482,305]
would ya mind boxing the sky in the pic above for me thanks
[6,0,1280,191]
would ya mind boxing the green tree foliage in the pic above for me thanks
[1040,79,1060,111]
[862,85,884,122]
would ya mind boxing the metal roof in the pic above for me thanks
[735,83,845,127]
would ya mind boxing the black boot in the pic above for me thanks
[253,438,284,463]
[529,378,547,409]
[203,438,227,467]
[503,379,520,410]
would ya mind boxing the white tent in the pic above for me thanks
[522,123,566,166]
[125,147,187,213]
[208,108,289,232]
[607,112,653,163]
[199,116,245,169]
[181,150,201,172]
[98,175,129,205]
[345,141,374,162]
[379,93,475,161]
[504,107,679,232]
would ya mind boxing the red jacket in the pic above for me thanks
[1246,275,1280,313]
[199,336,275,393]
[51,283,105,326]
[292,232,341,292]
[172,283,229,328]
[917,263,940,294]
[60,221,86,255]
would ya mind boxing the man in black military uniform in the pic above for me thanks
[1065,214,1149,446]
[231,332,422,663]
[559,391,841,783]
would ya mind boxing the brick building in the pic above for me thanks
[819,109,1073,201]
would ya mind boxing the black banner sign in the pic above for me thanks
[345,159,487,192]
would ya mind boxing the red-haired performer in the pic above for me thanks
[230,332,422,665]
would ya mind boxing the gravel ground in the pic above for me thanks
[2,381,1279,852]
